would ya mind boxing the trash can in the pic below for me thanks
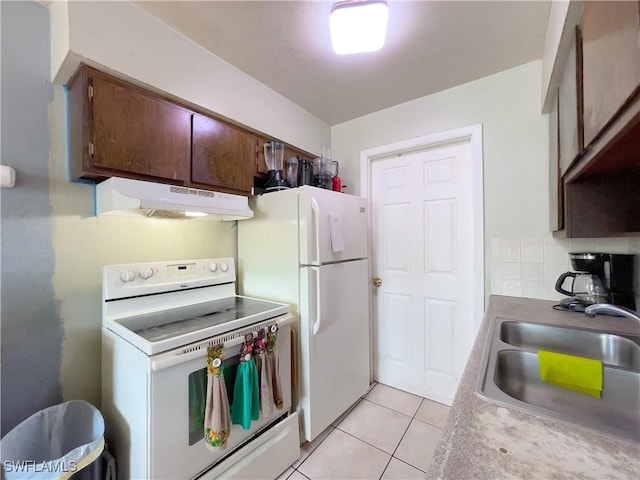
[1,400,115,480]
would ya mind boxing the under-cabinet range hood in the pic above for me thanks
[96,177,253,220]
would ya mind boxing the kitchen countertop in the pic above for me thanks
[426,295,640,480]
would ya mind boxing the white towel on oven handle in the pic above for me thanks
[204,344,231,451]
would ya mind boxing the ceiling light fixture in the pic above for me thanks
[330,0,389,55]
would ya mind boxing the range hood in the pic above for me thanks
[96,177,253,221]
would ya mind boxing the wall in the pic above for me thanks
[50,0,330,156]
[490,237,640,305]
[0,0,337,433]
[0,0,62,436]
[331,60,639,304]
[331,61,549,297]
[49,84,236,405]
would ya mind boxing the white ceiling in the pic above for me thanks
[136,1,551,125]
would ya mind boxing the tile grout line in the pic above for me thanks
[304,426,396,479]
[389,411,415,460]
[331,399,424,473]
[294,390,373,475]
[390,456,428,476]
[413,416,447,430]
[387,396,434,474]
[335,426,398,458]
[290,468,310,480]
[293,426,336,472]
[378,456,394,480]
[359,397,417,419]
[364,396,423,418]
[334,397,416,457]
[296,384,440,479]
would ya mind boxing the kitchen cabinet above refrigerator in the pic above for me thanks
[66,64,315,197]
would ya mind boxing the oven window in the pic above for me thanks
[188,356,238,446]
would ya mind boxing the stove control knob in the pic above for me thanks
[208,262,218,273]
[139,267,154,280]
[120,270,136,283]
[220,262,229,273]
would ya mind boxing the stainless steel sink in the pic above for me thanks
[476,317,640,442]
[500,321,640,370]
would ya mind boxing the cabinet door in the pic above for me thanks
[558,30,582,174]
[90,70,191,181]
[549,91,563,232]
[191,113,254,195]
[255,134,270,175]
[581,1,640,146]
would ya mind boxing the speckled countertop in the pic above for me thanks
[426,295,640,480]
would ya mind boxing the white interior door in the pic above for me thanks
[371,141,477,405]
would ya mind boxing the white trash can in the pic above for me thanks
[1,400,113,480]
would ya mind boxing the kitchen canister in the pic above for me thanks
[286,158,298,188]
[298,160,313,186]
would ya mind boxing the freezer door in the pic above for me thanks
[299,187,368,265]
[299,260,370,442]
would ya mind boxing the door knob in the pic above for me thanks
[373,277,382,288]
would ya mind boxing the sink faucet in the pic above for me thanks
[585,303,640,324]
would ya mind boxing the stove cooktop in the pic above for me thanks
[124,296,283,342]
[107,295,289,355]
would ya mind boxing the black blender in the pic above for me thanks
[263,141,288,192]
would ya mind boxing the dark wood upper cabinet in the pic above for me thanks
[550,3,640,238]
[580,1,640,147]
[191,113,254,195]
[558,29,582,175]
[68,66,191,183]
[254,134,270,176]
[68,64,318,197]
[549,90,563,232]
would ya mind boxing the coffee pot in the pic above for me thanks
[555,272,609,305]
[555,252,636,312]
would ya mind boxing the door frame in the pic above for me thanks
[359,124,485,382]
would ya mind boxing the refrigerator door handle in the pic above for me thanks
[310,196,321,264]
[312,267,322,336]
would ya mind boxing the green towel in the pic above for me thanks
[538,350,603,399]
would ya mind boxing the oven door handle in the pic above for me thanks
[150,314,293,372]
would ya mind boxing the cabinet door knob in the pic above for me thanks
[373,277,383,288]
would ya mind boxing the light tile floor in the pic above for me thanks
[277,383,451,480]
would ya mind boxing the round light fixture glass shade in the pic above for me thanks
[330,1,389,55]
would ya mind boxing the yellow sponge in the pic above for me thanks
[538,350,603,399]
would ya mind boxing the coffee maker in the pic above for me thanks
[555,253,636,312]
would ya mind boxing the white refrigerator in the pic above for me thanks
[238,186,370,442]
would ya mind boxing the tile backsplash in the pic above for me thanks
[490,237,640,304]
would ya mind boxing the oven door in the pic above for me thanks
[148,314,293,480]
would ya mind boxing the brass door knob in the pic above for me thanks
[373,277,382,288]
